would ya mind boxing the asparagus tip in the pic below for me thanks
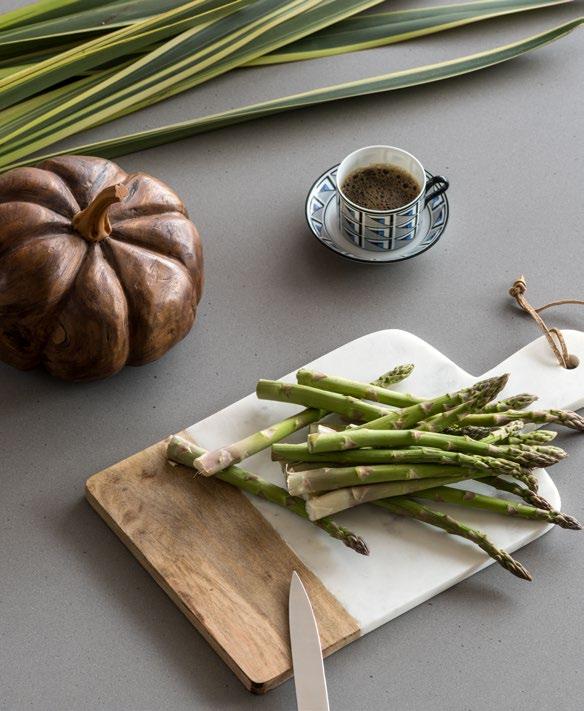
[555,512,583,530]
[498,551,533,581]
[347,534,370,556]
[530,494,553,511]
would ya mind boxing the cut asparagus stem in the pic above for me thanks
[193,408,323,477]
[482,394,538,413]
[354,375,509,431]
[256,380,390,422]
[308,423,341,434]
[287,463,478,497]
[372,363,415,387]
[509,430,558,445]
[296,368,421,407]
[413,486,582,530]
[167,435,369,555]
[304,472,487,520]
[480,420,525,444]
[272,443,526,477]
[460,409,584,431]
[481,475,553,511]
[306,429,567,467]
[374,498,532,581]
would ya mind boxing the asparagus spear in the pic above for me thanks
[354,375,509,431]
[482,394,538,413]
[481,476,553,511]
[287,463,478,497]
[306,429,566,468]
[196,371,399,477]
[445,420,525,444]
[272,443,526,477]
[372,363,415,387]
[512,471,539,493]
[167,435,369,555]
[304,472,487,520]
[460,409,584,431]
[374,498,532,581]
[416,398,496,434]
[480,420,525,444]
[193,408,323,477]
[476,423,538,492]
[256,380,389,422]
[296,368,421,407]
[509,430,558,445]
[413,486,582,530]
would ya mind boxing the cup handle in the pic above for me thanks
[424,175,449,206]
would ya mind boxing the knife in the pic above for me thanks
[289,571,330,711]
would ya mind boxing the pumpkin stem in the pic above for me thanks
[73,183,128,242]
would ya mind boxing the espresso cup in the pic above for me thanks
[336,145,449,252]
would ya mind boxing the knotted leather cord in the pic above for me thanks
[509,276,583,369]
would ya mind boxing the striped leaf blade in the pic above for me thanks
[0,0,110,32]
[3,18,580,170]
[0,0,248,110]
[0,0,224,59]
[0,0,387,165]
[250,0,573,65]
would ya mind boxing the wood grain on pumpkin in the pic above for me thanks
[0,155,203,381]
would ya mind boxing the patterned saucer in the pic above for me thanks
[305,164,449,263]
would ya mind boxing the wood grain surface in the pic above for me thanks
[86,433,359,693]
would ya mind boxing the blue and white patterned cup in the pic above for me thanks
[337,145,449,252]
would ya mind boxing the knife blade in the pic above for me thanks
[289,571,330,711]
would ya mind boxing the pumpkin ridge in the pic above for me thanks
[96,239,137,348]
[103,237,193,293]
[108,210,187,229]
[120,172,187,218]
[30,167,81,215]
[40,243,130,380]
[108,222,193,269]
[0,229,84,263]
[100,237,196,363]
[37,156,127,209]
[109,204,189,222]
[0,198,77,214]
[0,232,88,368]
[0,201,74,258]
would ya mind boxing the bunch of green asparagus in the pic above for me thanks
[167,363,583,581]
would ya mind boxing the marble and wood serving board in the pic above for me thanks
[86,329,584,693]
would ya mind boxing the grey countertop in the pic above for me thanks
[1,2,583,709]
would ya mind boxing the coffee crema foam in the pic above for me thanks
[342,163,420,210]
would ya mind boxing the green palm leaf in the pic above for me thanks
[0,0,249,110]
[0,0,109,33]
[2,18,580,171]
[0,0,212,59]
[0,0,387,166]
[249,0,572,64]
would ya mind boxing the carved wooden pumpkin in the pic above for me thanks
[0,155,203,381]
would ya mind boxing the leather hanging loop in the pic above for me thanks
[509,276,580,369]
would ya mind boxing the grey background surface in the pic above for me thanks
[1,1,583,709]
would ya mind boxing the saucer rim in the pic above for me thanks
[305,164,449,265]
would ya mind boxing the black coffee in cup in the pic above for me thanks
[341,163,421,210]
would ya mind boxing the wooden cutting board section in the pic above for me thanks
[87,329,584,693]
[86,434,359,693]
